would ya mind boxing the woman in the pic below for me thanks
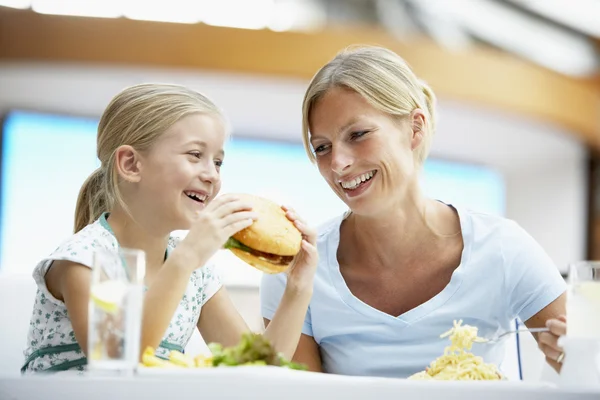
[261,46,567,379]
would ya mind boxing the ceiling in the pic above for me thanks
[1,0,599,78]
[318,0,600,78]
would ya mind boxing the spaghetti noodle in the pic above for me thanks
[408,320,503,381]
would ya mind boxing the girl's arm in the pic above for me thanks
[47,194,257,358]
[46,250,195,357]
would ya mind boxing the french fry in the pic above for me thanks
[141,347,178,368]
[169,350,195,368]
[194,354,213,368]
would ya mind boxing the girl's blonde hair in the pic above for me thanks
[302,45,437,165]
[74,83,223,233]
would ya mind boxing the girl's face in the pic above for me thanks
[132,113,226,232]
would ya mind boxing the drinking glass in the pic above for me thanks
[87,247,145,373]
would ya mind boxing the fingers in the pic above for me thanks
[545,356,562,373]
[538,317,567,369]
[546,317,567,337]
[223,218,255,237]
[283,206,304,224]
[539,341,562,362]
[221,211,259,228]
[300,239,319,263]
[538,330,561,352]
[538,322,565,369]
[283,207,317,245]
[295,220,317,245]
[211,198,254,219]
[286,239,318,276]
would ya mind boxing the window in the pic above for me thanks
[0,110,504,284]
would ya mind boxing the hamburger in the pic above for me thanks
[223,194,302,274]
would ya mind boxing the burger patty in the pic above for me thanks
[247,248,294,266]
[224,237,295,266]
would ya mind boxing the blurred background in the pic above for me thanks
[0,0,599,380]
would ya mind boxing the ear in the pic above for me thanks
[409,109,426,151]
[114,145,142,183]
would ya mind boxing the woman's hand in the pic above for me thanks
[261,206,318,359]
[282,206,318,294]
[538,315,567,373]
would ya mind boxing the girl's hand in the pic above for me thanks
[176,194,258,271]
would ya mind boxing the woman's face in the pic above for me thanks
[308,87,424,217]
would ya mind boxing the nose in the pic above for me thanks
[199,160,220,184]
[331,145,353,175]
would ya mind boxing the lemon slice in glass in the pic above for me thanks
[90,280,128,313]
[577,281,600,302]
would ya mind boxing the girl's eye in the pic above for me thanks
[189,151,202,159]
[350,130,369,140]
[214,160,223,167]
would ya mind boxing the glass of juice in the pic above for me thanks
[87,247,145,374]
[566,261,600,339]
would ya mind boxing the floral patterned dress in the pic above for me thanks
[21,213,221,373]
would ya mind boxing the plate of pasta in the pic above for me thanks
[408,320,504,381]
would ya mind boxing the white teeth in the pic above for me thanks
[340,171,375,190]
[185,191,207,202]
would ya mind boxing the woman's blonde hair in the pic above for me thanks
[74,83,223,233]
[302,45,437,165]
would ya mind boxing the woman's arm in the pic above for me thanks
[198,285,313,361]
[524,292,567,373]
[261,286,312,360]
[264,318,323,372]
[196,286,249,348]
[199,206,318,361]
[500,221,568,374]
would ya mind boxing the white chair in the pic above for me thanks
[0,273,38,376]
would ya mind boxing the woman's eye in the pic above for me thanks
[313,144,330,155]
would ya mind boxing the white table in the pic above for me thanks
[1,368,599,400]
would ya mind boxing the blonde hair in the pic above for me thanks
[74,83,223,233]
[302,45,437,165]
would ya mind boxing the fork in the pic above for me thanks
[478,327,550,344]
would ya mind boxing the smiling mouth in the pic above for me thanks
[339,170,377,190]
[184,191,208,203]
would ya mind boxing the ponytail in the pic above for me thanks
[74,168,106,233]
[73,83,225,233]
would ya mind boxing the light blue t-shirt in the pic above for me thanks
[260,206,566,378]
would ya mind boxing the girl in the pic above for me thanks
[22,83,317,373]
